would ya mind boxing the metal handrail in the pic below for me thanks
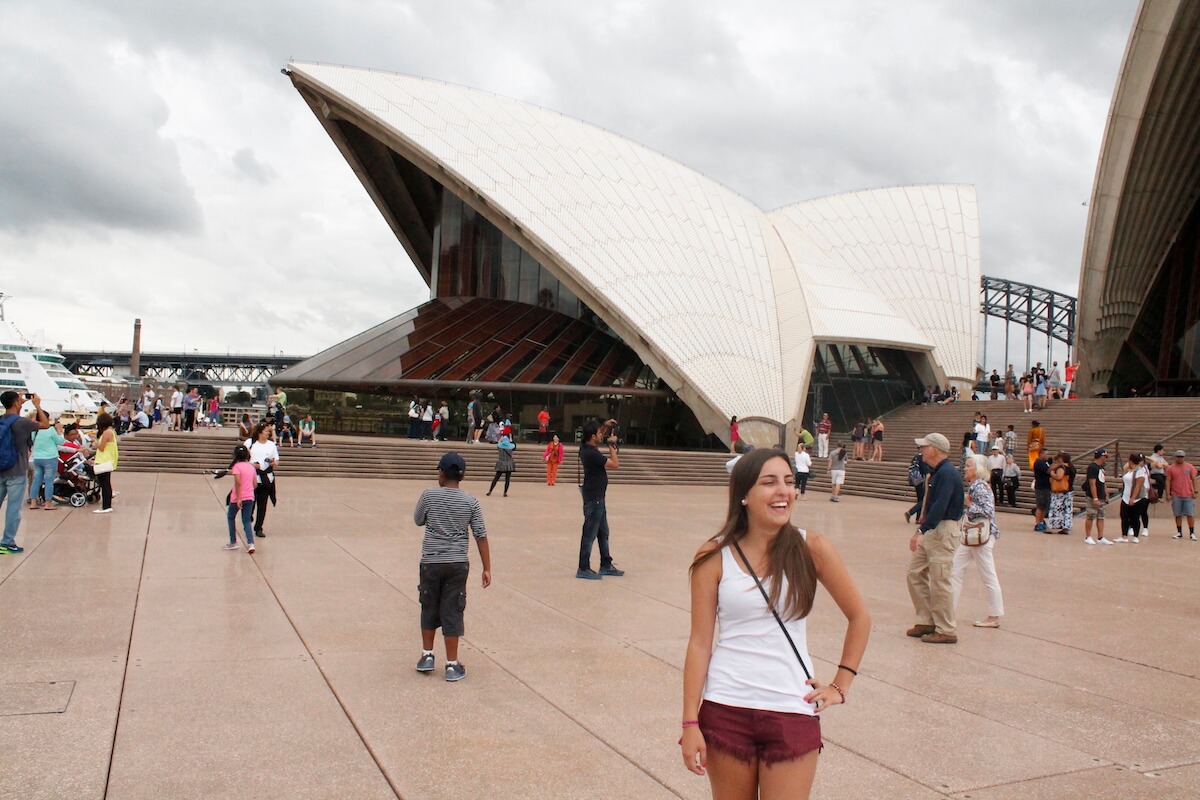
[1072,415,1200,468]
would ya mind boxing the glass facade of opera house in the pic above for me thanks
[277,175,930,447]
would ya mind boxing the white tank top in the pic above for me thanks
[702,537,817,715]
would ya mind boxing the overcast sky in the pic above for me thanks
[0,0,1139,359]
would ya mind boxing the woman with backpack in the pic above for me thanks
[487,430,516,497]
[903,446,928,523]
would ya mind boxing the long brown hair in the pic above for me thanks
[690,448,817,620]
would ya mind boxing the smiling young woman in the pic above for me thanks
[681,448,871,799]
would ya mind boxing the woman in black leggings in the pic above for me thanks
[487,432,516,497]
[1118,453,1150,542]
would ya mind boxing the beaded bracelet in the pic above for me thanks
[681,720,700,728]
[829,682,846,704]
[837,664,858,677]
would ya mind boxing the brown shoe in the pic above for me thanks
[920,632,958,644]
[906,624,935,638]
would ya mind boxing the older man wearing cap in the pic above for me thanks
[1165,450,1198,540]
[413,452,492,682]
[907,432,964,644]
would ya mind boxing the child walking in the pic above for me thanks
[224,445,256,553]
[414,453,492,681]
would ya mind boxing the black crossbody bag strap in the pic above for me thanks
[730,539,813,681]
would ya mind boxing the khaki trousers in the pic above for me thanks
[908,519,962,635]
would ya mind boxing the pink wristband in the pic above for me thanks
[681,720,699,728]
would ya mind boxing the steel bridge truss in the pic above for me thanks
[65,352,302,385]
[980,277,1077,375]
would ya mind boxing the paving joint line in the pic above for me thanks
[201,477,405,800]
[102,473,156,799]
[325,535,688,799]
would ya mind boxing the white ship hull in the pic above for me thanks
[1,320,102,418]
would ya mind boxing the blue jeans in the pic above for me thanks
[578,498,613,571]
[2,474,27,547]
[227,500,255,545]
[29,458,58,504]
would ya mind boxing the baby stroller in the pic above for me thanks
[54,451,101,507]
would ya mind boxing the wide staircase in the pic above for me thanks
[115,431,734,487]
[115,398,1200,512]
[808,397,1200,514]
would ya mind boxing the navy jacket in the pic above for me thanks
[920,459,964,532]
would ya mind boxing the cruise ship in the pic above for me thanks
[0,294,103,419]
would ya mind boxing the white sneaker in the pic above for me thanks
[247,543,256,554]
[1098,537,1114,545]
[1142,528,1149,537]
[1084,537,1096,545]
[1130,536,1140,543]
[1112,537,1128,543]
[1174,531,1183,539]
[1191,533,1197,541]
[92,508,112,514]
[222,542,239,550]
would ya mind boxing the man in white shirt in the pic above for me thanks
[793,444,812,498]
[140,384,156,413]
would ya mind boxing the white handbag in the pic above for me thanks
[960,514,991,547]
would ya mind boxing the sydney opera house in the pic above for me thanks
[1077,0,1200,397]
[277,62,981,447]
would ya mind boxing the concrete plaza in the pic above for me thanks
[0,471,1198,799]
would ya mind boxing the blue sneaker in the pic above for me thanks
[445,662,466,682]
[416,653,435,673]
[1034,523,1046,532]
[599,564,625,577]
[575,569,602,580]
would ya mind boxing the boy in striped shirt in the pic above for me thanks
[414,452,492,681]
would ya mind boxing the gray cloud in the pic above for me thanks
[0,13,202,234]
[0,0,1141,355]
[232,147,275,184]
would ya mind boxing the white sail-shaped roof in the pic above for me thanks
[286,63,981,438]
[772,186,981,384]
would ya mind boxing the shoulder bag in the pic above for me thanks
[730,539,812,682]
[960,514,991,547]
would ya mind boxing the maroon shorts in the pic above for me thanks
[699,701,822,765]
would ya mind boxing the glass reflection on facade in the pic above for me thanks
[801,344,923,432]
[433,193,610,330]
